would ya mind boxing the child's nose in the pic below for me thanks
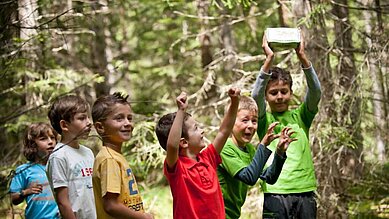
[125,119,133,126]
[48,138,54,143]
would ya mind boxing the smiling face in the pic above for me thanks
[183,116,205,154]
[232,109,258,148]
[98,103,134,147]
[266,80,292,113]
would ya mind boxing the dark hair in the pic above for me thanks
[269,67,293,90]
[155,112,191,151]
[48,95,90,134]
[92,92,131,123]
[23,122,58,162]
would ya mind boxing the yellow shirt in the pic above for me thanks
[92,146,144,219]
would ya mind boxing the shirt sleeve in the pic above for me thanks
[99,158,121,197]
[202,144,222,168]
[234,144,272,186]
[252,67,272,119]
[259,152,287,184]
[47,156,68,189]
[303,65,321,113]
[220,146,249,178]
[9,165,27,193]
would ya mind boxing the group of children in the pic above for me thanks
[10,33,321,219]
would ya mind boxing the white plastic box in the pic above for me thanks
[265,28,301,49]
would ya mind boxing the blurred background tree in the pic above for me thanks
[0,0,388,218]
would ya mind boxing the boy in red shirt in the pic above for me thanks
[155,88,240,219]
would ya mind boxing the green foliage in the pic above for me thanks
[217,0,256,9]
[123,120,165,183]
[348,163,389,218]
[1,0,388,217]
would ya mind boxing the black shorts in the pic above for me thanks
[263,192,317,219]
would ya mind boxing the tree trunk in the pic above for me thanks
[91,1,113,97]
[277,0,290,27]
[194,0,217,107]
[360,0,387,163]
[332,0,363,216]
[18,0,40,107]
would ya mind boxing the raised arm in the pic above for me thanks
[252,34,274,118]
[165,92,188,169]
[295,33,321,112]
[213,88,240,154]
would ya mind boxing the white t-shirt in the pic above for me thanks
[47,143,96,219]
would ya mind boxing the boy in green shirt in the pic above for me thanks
[217,95,296,219]
[251,33,321,218]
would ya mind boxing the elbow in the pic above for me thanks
[12,199,21,205]
[251,92,258,100]
[266,179,277,185]
[103,197,120,216]
[246,181,256,186]
[315,88,322,99]
[103,201,115,215]
[260,175,276,185]
[241,176,256,186]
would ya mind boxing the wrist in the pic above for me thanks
[298,55,310,68]
[276,147,285,156]
[19,190,26,198]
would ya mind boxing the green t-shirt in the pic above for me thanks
[258,103,317,193]
[218,138,258,219]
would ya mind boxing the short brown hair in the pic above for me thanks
[23,122,58,162]
[48,95,89,134]
[269,67,293,90]
[225,95,257,114]
[155,112,191,151]
[92,92,131,123]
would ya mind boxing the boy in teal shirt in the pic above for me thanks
[218,95,296,219]
[251,33,321,218]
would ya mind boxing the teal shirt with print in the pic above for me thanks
[258,103,317,193]
[218,138,258,219]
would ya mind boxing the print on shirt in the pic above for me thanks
[125,168,144,212]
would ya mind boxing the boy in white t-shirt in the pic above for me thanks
[47,95,96,219]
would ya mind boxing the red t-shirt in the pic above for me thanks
[164,144,225,219]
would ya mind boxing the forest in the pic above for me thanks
[0,0,388,218]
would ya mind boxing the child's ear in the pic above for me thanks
[94,122,104,134]
[59,120,68,132]
[179,138,188,149]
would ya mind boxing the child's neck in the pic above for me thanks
[103,142,122,154]
[180,149,198,161]
[60,136,80,149]
[35,158,48,165]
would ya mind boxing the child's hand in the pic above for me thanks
[176,92,188,111]
[260,122,280,146]
[228,87,241,101]
[295,31,310,68]
[295,30,305,57]
[276,127,297,155]
[25,182,43,196]
[262,34,274,60]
